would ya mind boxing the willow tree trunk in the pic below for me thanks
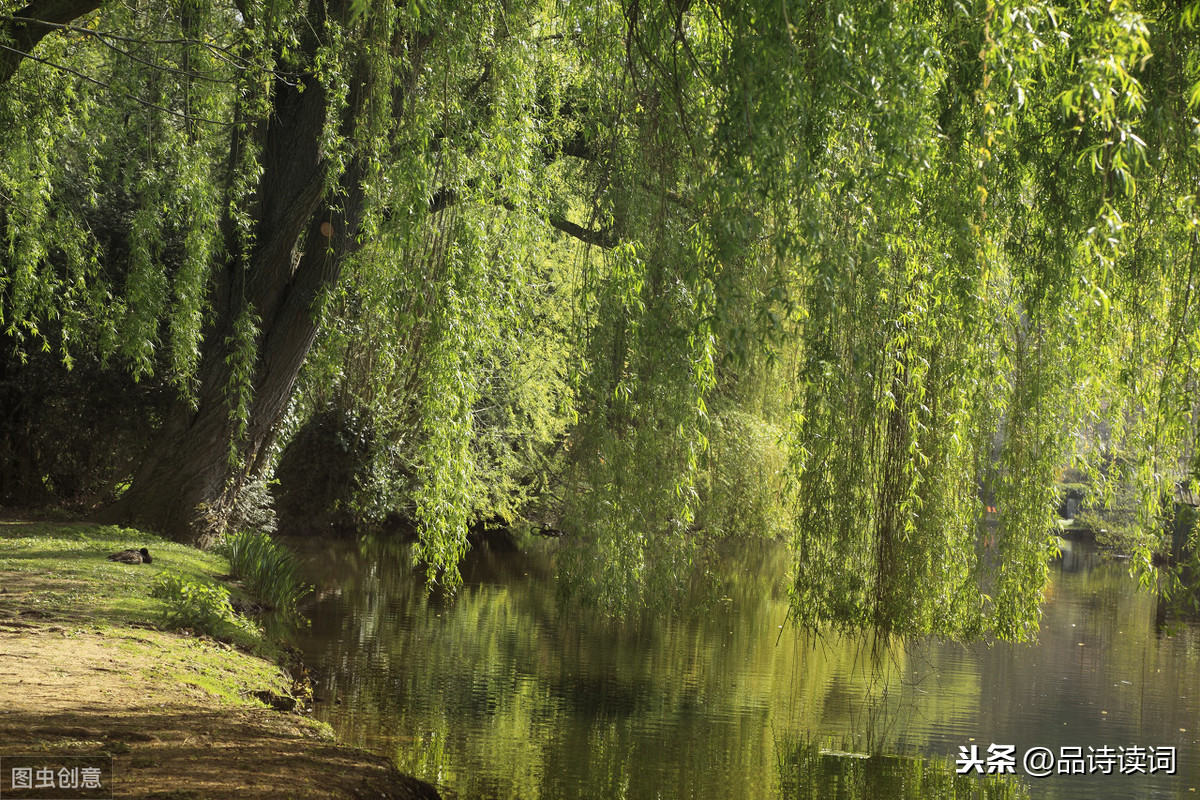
[102,55,365,545]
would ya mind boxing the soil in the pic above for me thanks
[0,572,442,799]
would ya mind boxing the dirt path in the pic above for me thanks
[0,532,443,800]
[0,623,442,799]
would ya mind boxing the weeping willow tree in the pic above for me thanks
[2,0,1199,632]
[554,0,1200,638]
[0,0,584,568]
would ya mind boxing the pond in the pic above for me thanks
[291,536,1200,799]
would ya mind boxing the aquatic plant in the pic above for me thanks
[219,530,311,622]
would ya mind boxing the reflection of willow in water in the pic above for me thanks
[296,538,989,799]
[293,534,1200,800]
[777,739,1029,800]
[782,630,998,770]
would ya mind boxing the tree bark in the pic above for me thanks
[100,1,416,545]
[100,3,363,543]
[100,212,354,545]
[0,0,104,85]
[100,79,342,542]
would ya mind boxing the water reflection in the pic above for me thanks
[778,740,1027,799]
[291,536,1200,799]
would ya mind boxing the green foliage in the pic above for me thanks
[549,0,1200,637]
[1074,477,1157,554]
[218,530,310,621]
[3,0,1200,637]
[1159,499,1200,616]
[224,307,262,468]
[150,570,259,639]
[696,408,792,542]
[271,0,579,585]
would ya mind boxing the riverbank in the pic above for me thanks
[0,517,440,799]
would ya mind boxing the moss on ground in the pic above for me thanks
[0,519,293,708]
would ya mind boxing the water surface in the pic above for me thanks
[292,537,1199,799]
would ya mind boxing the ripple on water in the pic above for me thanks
[294,537,1200,800]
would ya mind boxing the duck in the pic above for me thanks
[107,547,152,565]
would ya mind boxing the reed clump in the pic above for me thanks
[219,530,311,622]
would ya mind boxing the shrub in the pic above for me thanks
[149,570,258,639]
[219,530,311,621]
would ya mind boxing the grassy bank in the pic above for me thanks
[0,517,439,799]
[1,519,275,645]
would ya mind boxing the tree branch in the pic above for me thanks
[0,0,103,85]
[545,213,615,248]
[0,41,234,125]
[425,185,616,248]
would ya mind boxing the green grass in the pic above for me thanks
[0,519,270,654]
[113,632,288,705]
[0,519,311,711]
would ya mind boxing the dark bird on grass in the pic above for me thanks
[107,547,152,565]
